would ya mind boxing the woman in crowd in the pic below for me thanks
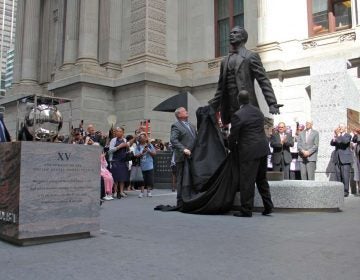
[101,151,114,200]
[108,127,131,198]
[134,132,156,198]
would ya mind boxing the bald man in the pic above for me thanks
[297,120,319,180]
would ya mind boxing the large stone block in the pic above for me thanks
[310,59,360,181]
[0,142,101,245]
[234,180,344,212]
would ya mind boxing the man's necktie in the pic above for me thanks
[183,122,195,137]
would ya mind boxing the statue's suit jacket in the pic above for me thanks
[330,133,353,164]
[270,132,294,165]
[0,115,11,142]
[297,129,319,162]
[170,120,196,163]
[209,47,277,125]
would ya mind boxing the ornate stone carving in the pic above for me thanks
[148,43,166,57]
[148,31,165,45]
[302,41,317,50]
[129,0,167,59]
[149,0,166,12]
[131,20,146,33]
[208,61,220,70]
[131,31,146,44]
[130,42,146,57]
[132,8,146,22]
[148,8,166,23]
[148,19,166,34]
[339,32,356,42]
[131,0,146,11]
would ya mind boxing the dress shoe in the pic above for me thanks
[233,212,252,218]
[344,193,349,197]
[262,208,273,216]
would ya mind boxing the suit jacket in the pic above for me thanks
[228,104,269,162]
[297,129,319,161]
[0,115,11,142]
[170,120,196,163]
[270,132,294,165]
[330,133,353,164]
[209,47,277,124]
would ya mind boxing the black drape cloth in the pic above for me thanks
[156,106,239,214]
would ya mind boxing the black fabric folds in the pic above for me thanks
[156,105,239,214]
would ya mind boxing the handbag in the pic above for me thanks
[124,151,134,162]
[130,165,144,182]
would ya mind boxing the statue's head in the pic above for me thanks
[230,26,248,45]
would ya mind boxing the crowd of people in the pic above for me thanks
[266,120,360,197]
[2,108,360,203]
[70,123,171,202]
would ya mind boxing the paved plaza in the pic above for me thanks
[1,189,360,280]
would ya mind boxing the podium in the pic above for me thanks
[0,142,101,245]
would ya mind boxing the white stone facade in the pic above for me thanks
[4,0,360,143]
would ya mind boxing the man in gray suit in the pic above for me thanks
[297,120,319,180]
[170,107,197,206]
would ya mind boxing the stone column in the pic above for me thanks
[12,0,25,84]
[98,0,122,71]
[177,0,189,62]
[129,0,167,61]
[63,0,79,66]
[77,0,99,64]
[21,0,41,83]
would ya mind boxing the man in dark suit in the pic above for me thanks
[297,120,319,180]
[0,113,11,142]
[170,107,197,206]
[270,122,294,179]
[209,26,281,125]
[228,90,273,217]
[331,123,353,197]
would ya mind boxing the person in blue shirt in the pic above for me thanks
[134,132,156,197]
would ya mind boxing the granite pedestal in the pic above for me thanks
[234,180,344,212]
[0,142,101,245]
[310,59,360,181]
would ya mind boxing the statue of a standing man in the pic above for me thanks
[209,26,281,125]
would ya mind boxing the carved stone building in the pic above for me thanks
[3,0,360,142]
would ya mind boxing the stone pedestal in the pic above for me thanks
[234,180,344,212]
[0,142,101,246]
[310,59,360,181]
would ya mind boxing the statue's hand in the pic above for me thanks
[269,104,283,115]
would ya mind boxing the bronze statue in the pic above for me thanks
[209,26,281,125]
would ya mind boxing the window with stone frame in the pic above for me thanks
[215,0,244,57]
[307,0,352,36]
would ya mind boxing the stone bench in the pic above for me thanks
[234,180,344,212]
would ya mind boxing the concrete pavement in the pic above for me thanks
[1,189,360,280]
